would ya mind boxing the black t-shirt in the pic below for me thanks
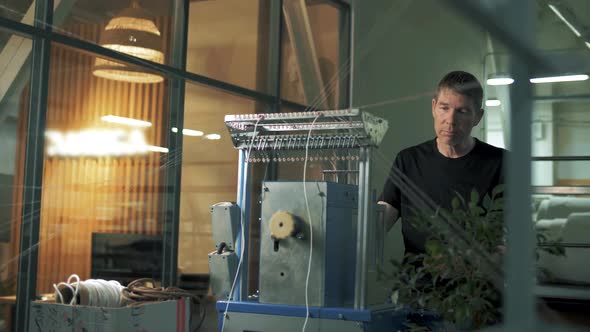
[380,138,505,254]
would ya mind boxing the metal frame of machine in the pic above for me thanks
[212,109,408,331]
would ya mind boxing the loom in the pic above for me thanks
[208,109,408,331]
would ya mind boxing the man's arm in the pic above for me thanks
[377,200,399,232]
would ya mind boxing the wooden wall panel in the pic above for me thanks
[10,18,171,293]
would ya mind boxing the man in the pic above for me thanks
[379,70,505,254]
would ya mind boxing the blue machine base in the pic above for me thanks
[216,301,417,331]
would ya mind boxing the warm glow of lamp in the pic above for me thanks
[45,129,167,156]
[93,0,164,83]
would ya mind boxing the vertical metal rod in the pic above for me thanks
[505,0,536,330]
[348,2,354,111]
[235,150,250,301]
[271,0,283,100]
[15,1,53,331]
[338,3,351,109]
[161,0,188,287]
[354,147,367,309]
[361,148,371,304]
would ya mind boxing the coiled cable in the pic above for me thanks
[53,274,124,307]
[53,275,206,331]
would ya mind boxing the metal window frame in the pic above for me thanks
[1,0,350,330]
[14,1,53,330]
[161,0,189,288]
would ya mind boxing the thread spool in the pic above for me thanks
[54,275,124,307]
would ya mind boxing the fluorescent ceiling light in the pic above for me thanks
[204,133,221,140]
[487,77,514,86]
[548,4,582,37]
[101,115,152,128]
[529,74,589,83]
[586,41,590,51]
[182,129,204,136]
[147,145,169,153]
[171,127,204,136]
[485,99,501,107]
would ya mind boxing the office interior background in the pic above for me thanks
[0,0,589,331]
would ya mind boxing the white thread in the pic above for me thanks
[53,274,124,307]
[302,113,321,332]
[221,115,264,332]
[53,274,80,305]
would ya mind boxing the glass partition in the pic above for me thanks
[36,43,171,295]
[187,0,272,93]
[281,1,347,109]
[0,0,35,26]
[53,0,175,70]
[0,30,31,331]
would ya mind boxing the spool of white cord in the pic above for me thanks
[53,274,125,307]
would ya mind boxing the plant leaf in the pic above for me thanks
[492,184,505,198]
[391,290,399,305]
[425,239,442,256]
[470,189,480,205]
[483,194,492,211]
[451,196,460,210]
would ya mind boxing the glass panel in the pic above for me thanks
[0,31,30,331]
[53,0,175,68]
[39,44,171,298]
[177,82,266,331]
[186,0,271,93]
[483,1,590,329]
[281,1,347,109]
[355,1,504,329]
[0,0,35,25]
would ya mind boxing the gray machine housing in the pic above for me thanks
[210,202,240,251]
[259,181,358,307]
[208,250,238,299]
[208,202,240,299]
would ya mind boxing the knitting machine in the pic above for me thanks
[208,109,406,331]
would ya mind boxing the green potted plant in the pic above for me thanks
[378,185,564,331]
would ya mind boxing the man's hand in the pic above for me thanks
[377,201,400,232]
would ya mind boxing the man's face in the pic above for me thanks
[431,88,483,146]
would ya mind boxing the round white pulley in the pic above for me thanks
[269,211,298,240]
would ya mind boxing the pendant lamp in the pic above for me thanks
[93,0,164,83]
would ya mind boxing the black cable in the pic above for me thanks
[217,242,227,255]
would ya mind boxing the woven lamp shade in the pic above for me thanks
[93,0,164,83]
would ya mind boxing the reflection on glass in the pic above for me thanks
[520,25,590,324]
[0,31,31,332]
[281,2,345,109]
[35,44,170,298]
[177,83,262,278]
[93,0,165,84]
[187,0,270,92]
[54,0,173,67]
[0,0,35,25]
